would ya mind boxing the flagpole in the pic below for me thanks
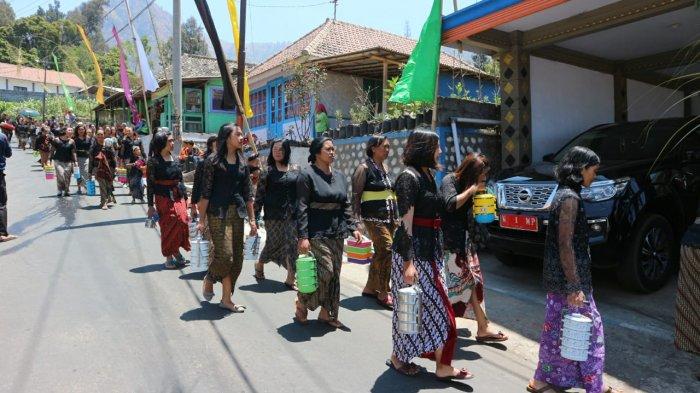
[123,0,152,134]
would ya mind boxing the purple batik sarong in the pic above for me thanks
[533,292,605,393]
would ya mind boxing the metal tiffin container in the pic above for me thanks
[190,233,210,272]
[396,285,423,335]
[560,312,593,361]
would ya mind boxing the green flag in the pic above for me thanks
[52,54,76,112]
[389,0,442,104]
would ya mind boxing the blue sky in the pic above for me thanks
[13,0,479,44]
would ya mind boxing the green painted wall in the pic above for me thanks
[204,79,236,133]
[153,79,236,134]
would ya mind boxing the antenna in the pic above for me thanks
[333,0,338,20]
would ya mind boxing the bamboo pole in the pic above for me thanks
[123,0,152,135]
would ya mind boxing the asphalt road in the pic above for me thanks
[1,143,697,393]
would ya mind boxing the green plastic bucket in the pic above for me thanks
[296,254,318,294]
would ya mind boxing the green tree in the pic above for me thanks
[182,17,209,56]
[45,0,65,23]
[66,0,108,52]
[0,0,14,28]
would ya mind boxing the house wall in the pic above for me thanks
[2,77,80,93]
[530,56,615,162]
[204,79,237,133]
[626,79,685,121]
[319,72,363,129]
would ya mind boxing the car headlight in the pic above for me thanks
[581,178,629,202]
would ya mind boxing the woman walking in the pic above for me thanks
[196,124,257,312]
[89,130,116,209]
[147,131,191,269]
[351,135,398,309]
[74,124,92,195]
[295,137,361,328]
[126,146,146,203]
[441,153,507,342]
[528,146,619,393]
[253,139,299,289]
[50,128,77,197]
[36,126,52,167]
[389,130,471,380]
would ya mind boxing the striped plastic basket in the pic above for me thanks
[345,238,373,264]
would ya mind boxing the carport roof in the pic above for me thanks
[442,0,700,90]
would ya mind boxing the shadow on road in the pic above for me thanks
[276,320,337,342]
[129,263,168,273]
[238,280,294,294]
[340,295,386,312]
[180,301,231,321]
[179,271,207,281]
[54,217,144,231]
[371,368,474,392]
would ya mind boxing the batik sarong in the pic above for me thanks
[534,292,605,392]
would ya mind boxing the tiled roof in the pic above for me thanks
[162,53,240,81]
[0,62,86,88]
[250,19,481,78]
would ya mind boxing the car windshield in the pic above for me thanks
[552,122,685,163]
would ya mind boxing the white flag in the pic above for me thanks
[134,31,159,92]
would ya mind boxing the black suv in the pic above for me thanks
[488,118,700,293]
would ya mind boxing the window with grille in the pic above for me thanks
[250,89,267,128]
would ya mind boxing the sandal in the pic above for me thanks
[436,367,474,381]
[476,331,509,343]
[385,359,420,377]
[526,383,565,393]
[219,303,246,313]
[201,280,214,301]
[164,259,179,270]
[604,387,622,393]
[377,294,394,310]
[361,292,377,299]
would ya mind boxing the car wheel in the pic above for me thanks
[617,214,676,293]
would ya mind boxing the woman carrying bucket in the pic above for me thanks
[195,124,256,312]
[351,135,398,309]
[528,146,619,393]
[388,130,471,380]
[441,152,507,343]
[295,137,361,328]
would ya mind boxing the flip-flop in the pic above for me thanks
[0,235,18,242]
[385,359,420,377]
[219,303,246,313]
[294,307,309,325]
[436,368,474,381]
[164,260,179,270]
[526,383,566,393]
[475,331,509,343]
[377,296,394,310]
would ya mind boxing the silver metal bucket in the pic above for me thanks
[190,235,210,272]
[189,219,199,239]
[396,286,422,335]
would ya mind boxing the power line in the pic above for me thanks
[104,0,127,18]
[249,1,333,8]
[104,0,158,44]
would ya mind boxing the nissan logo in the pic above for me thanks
[517,188,532,203]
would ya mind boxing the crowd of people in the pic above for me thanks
[0,116,634,392]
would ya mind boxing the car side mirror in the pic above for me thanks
[542,153,554,162]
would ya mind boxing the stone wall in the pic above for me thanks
[0,90,53,102]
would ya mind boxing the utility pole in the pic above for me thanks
[236,0,247,125]
[333,0,338,20]
[123,0,152,135]
[173,0,182,147]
